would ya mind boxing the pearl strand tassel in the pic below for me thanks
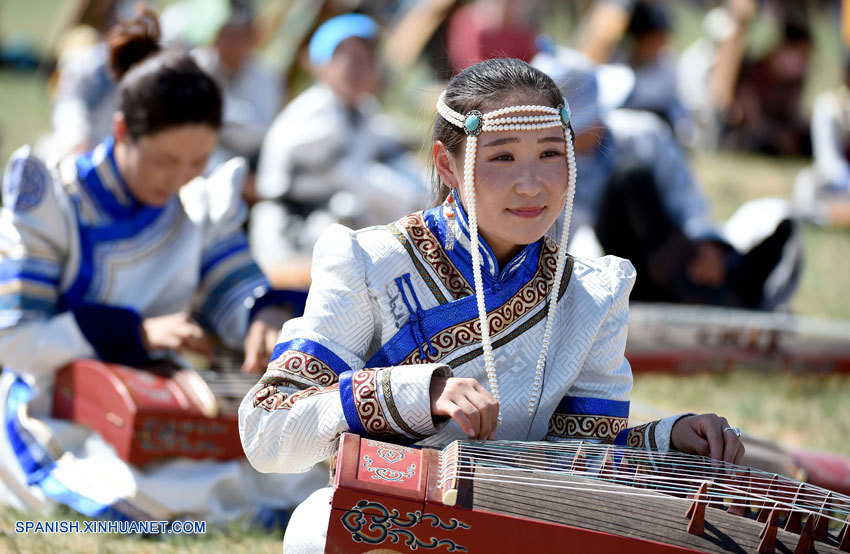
[526,124,577,416]
[462,134,502,424]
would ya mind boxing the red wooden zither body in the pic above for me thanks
[626,303,850,374]
[327,434,850,553]
[51,359,251,466]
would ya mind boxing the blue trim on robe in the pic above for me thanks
[338,370,367,437]
[75,137,135,221]
[200,233,250,278]
[555,396,630,418]
[4,374,119,517]
[0,294,56,315]
[0,258,61,287]
[200,264,264,318]
[58,138,171,311]
[421,197,542,291]
[614,429,630,446]
[249,289,308,322]
[366,244,546,368]
[270,338,352,376]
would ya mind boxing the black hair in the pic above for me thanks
[431,57,566,205]
[627,2,671,36]
[782,21,812,45]
[107,8,222,139]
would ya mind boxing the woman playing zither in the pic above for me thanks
[239,58,745,553]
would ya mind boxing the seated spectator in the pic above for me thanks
[723,21,812,156]
[191,0,283,187]
[615,1,694,145]
[42,38,116,159]
[793,61,850,228]
[533,47,803,310]
[445,0,539,75]
[0,9,325,523]
[252,13,427,287]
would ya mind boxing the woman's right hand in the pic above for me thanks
[141,313,213,358]
[430,376,499,440]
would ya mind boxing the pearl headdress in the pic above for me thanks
[436,91,577,419]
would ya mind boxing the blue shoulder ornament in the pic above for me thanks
[3,154,48,212]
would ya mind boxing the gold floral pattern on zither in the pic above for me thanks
[547,413,629,442]
[397,243,566,365]
[398,212,473,300]
[267,349,339,387]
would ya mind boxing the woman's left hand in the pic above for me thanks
[670,413,745,464]
[242,306,292,373]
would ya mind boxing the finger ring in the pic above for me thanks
[722,426,742,437]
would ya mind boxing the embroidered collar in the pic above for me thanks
[438,188,540,282]
[75,136,163,221]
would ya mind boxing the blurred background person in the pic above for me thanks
[794,59,850,228]
[0,8,324,523]
[614,1,694,146]
[251,13,427,288]
[533,46,802,310]
[445,0,539,75]
[722,19,813,156]
[189,0,282,198]
[36,0,142,160]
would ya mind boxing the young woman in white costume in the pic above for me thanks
[239,58,745,553]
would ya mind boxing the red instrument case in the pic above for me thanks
[52,359,244,466]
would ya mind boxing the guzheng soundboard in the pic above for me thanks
[52,359,257,466]
[327,433,850,553]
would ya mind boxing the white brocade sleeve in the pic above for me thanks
[0,148,97,379]
[566,257,636,405]
[555,257,684,452]
[239,225,449,474]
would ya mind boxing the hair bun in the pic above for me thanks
[106,7,161,81]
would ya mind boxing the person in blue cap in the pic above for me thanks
[251,13,427,287]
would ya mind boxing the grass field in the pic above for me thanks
[0,2,849,552]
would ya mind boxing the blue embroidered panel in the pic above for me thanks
[271,338,352,376]
[75,137,138,221]
[555,396,630,418]
[366,255,544,368]
[422,195,543,289]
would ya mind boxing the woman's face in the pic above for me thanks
[116,121,218,207]
[435,95,569,265]
[318,37,378,107]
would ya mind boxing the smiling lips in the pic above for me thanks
[507,207,545,218]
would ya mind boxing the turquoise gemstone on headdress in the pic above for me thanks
[561,106,571,125]
[465,114,481,132]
